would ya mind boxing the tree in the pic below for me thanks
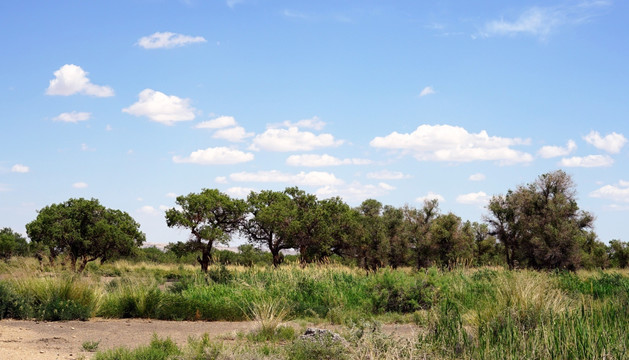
[165,189,246,272]
[402,200,439,269]
[429,213,474,268]
[485,170,594,270]
[242,189,298,267]
[383,205,409,268]
[26,198,145,272]
[354,199,389,271]
[608,239,629,268]
[0,227,29,260]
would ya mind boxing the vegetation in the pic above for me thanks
[25,198,145,272]
[4,258,627,359]
[0,227,29,260]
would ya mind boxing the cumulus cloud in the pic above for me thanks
[366,170,411,180]
[479,2,610,40]
[456,191,490,206]
[370,124,532,164]
[138,205,159,215]
[416,192,445,203]
[316,182,394,201]
[0,184,10,192]
[137,32,206,49]
[215,176,228,184]
[230,170,343,187]
[52,111,91,123]
[538,140,577,158]
[123,89,196,125]
[272,116,326,131]
[73,182,88,189]
[46,64,114,97]
[250,127,343,152]
[173,147,254,165]
[469,173,486,181]
[226,187,254,199]
[195,116,237,129]
[11,164,29,173]
[590,180,629,203]
[419,86,435,97]
[213,126,254,142]
[583,131,627,154]
[560,155,614,168]
[286,154,371,167]
[165,192,177,198]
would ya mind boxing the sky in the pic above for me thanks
[1,0,628,246]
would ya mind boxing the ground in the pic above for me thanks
[0,319,417,360]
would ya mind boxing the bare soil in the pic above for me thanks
[0,319,418,360]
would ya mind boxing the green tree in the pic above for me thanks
[429,213,474,268]
[26,198,145,272]
[354,199,389,271]
[0,227,29,260]
[383,205,409,268]
[486,170,594,270]
[402,200,439,269]
[608,239,629,268]
[242,189,298,267]
[165,189,247,272]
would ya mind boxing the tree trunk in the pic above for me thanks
[197,243,213,272]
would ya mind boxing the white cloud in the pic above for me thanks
[456,191,490,206]
[230,170,343,187]
[165,192,177,198]
[469,173,486,181]
[123,89,196,125]
[73,182,88,189]
[560,154,614,168]
[250,127,343,152]
[416,192,445,203]
[173,147,254,165]
[158,205,170,211]
[583,131,627,154]
[226,187,254,199]
[286,154,371,167]
[52,111,91,123]
[419,86,435,97]
[213,126,254,142]
[366,170,410,180]
[81,143,95,152]
[226,0,243,8]
[139,205,159,215]
[215,176,228,184]
[273,116,326,131]
[11,164,29,173]
[0,184,10,192]
[538,140,577,158]
[46,64,114,97]
[316,182,394,201]
[480,2,611,40]
[105,125,113,131]
[137,32,206,49]
[195,116,237,129]
[590,181,629,203]
[370,124,532,164]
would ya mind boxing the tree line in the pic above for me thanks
[2,170,627,271]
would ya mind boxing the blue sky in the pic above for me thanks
[1,0,628,246]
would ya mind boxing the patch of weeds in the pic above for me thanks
[286,334,348,360]
[82,340,100,352]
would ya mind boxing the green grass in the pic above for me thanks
[2,259,629,358]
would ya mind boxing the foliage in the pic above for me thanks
[25,198,145,272]
[486,170,594,270]
[0,227,29,260]
[165,189,247,272]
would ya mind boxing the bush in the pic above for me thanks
[0,282,32,319]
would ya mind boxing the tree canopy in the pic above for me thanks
[25,198,145,272]
[165,189,247,272]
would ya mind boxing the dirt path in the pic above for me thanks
[0,319,418,360]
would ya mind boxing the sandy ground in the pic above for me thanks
[0,319,418,360]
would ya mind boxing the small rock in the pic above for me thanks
[299,327,347,346]
[40,350,44,353]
